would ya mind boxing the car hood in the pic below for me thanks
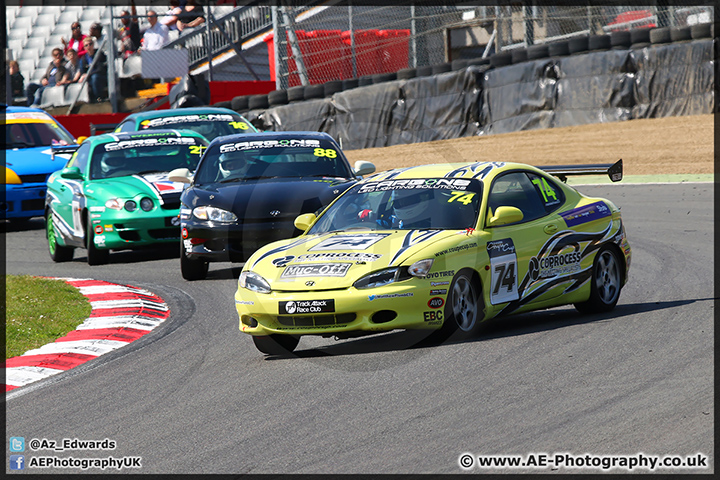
[246,229,464,291]
[86,172,185,204]
[5,146,69,177]
[188,177,355,220]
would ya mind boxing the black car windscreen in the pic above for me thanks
[194,138,354,185]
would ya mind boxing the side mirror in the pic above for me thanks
[487,206,524,227]
[59,166,83,180]
[294,213,317,232]
[353,160,375,177]
[168,167,193,184]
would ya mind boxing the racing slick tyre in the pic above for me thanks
[46,212,73,262]
[432,268,483,342]
[574,246,622,314]
[180,243,208,281]
[252,334,300,355]
[86,220,109,266]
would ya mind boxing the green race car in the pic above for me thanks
[235,160,631,355]
[114,106,258,141]
[45,130,208,265]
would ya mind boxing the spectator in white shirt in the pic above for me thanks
[141,10,170,51]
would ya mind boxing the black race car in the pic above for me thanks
[169,131,376,280]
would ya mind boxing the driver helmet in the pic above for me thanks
[218,151,247,178]
[391,188,432,222]
[100,152,126,177]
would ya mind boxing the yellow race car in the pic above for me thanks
[235,160,630,355]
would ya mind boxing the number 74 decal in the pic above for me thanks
[487,238,519,305]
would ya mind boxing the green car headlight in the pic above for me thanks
[193,206,237,223]
[125,200,137,212]
[106,198,123,210]
[140,197,154,212]
[238,271,271,294]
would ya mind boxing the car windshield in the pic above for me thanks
[4,112,75,149]
[89,136,207,180]
[308,177,483,233]
[138,113,255,140]
[193,137,354,185]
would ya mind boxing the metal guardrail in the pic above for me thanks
[162,1,273,72]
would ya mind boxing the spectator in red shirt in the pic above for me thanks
[62,22,88,58]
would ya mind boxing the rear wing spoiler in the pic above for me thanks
[539,159,623,183]
[51,144,81,162]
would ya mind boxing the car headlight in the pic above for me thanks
[353,259,433,289]
[193,206,237,223]
[125,200,137,212]
[238,271,271,294]
[4,167,22,184]
[106,198,123,210]
[408,259,434,277]
[140,197,154,211]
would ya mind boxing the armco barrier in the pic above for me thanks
[237,37,715,150]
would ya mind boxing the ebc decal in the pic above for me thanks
[310,233,389,251]
[487,238,519,305]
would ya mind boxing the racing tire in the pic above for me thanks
[574,246,623,314]
[180,243,208,281]
[86,221,109,266]
[46,212,73,262]
[435,268,483,340]
[252,334,300,355]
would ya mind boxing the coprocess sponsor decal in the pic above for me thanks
[281,263,351,278]
[273,252,383,267]
[368,293,413,301]
[528,251,582,281]
[279,299,335,314]
[560,201,611,227]
[310,233,389,251]
[431,281,449,287]
[358,177,472,194]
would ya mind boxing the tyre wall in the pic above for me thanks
[238,37,715,149]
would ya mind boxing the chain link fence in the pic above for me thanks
[271,2,714,89]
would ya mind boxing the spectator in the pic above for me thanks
[177,0,205,34]
[8,60,25,100]
[27,48,67,107]
[61,22,88,58]
[118,2,141,59]
[89,22,107,51]
[141,10,170,51]
[161,0,183,32]
[61,48,84,85]
[79,37,108,103]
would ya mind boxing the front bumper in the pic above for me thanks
[2,183,47,219]
[183,219,300,262]
[235,282,445,336]
[90,212,181,249]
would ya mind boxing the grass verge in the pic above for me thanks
[4,275,92,359]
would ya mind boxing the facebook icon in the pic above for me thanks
[10,455,25,470]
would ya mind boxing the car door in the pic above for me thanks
[52,143,91,245]
[485,170,569,308]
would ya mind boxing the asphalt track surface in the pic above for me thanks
[4,182,714,474]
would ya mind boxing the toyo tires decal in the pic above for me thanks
[3,278,170,393]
